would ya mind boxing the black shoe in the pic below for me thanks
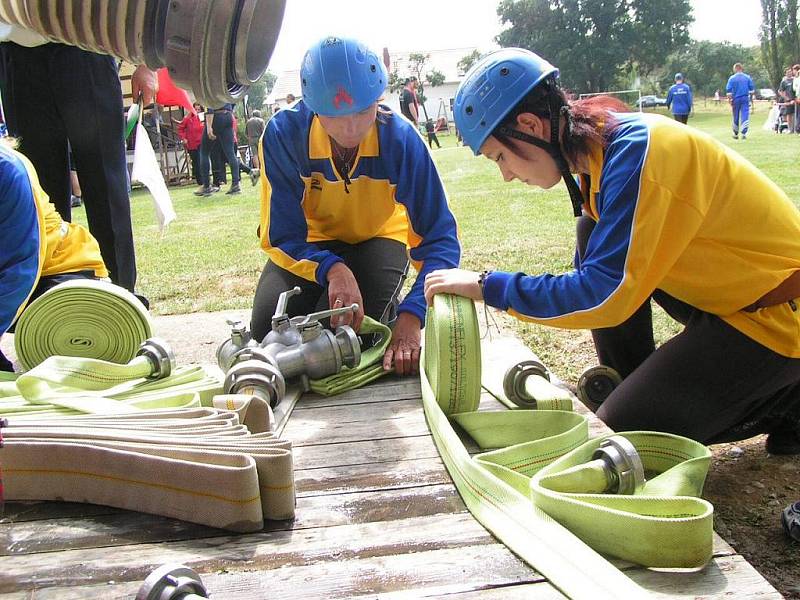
[134,293,150,310]
[226,184,241,195]
[766,422,800,455]
[210,185,221,193]
[70,195,82,208]
[193,186,212,197]
[732,134,739,140]
[782,501,800,541]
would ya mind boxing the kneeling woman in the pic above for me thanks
[425,49,800,454]
[252,37,460,375]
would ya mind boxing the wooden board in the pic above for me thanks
[0,336,781,598]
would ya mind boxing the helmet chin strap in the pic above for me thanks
[495,97,584,218]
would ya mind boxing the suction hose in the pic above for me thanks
[0,0,286,106]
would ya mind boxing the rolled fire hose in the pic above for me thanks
[14,279,152,371]
[309,316,392,396]
[1,404,295,529]
[0,0,287,105]
[421,294,714,599]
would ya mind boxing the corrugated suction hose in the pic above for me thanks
[0,0,286,106]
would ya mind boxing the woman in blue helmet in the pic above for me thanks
[424,48,800,453]
[251,36,460,375]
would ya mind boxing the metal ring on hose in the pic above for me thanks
[14,279,152,370]
[591,435,646,495]
[502,359,549,408]
[577,365,622,407]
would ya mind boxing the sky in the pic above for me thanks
[266,0,763,74]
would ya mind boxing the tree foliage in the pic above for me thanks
[246,70,278,112]
[660,41,768,97]
[496,0,693,93]
[389,52,445,120]
[760,0,800,89]
[458,49,483,75]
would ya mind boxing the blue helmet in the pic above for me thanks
[675,72,684,81]
[454,48,558,155]
[300,36,388,116]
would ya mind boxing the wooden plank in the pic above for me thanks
[0,500,118,523]
[0,514,517,595]
[0,483,465,557]
[292,434,440,470]
[296,377,421,409]
[295,456,450,496]
[282,397,429,446]
[0,543,545,600]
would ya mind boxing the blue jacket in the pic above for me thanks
[666,82,693,115]
[258,101,461,324]
[726,72,754,100]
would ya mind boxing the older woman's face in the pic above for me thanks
[318,103,378,148]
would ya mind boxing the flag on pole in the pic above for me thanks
[131,122,176,233]
[156,68,195,114]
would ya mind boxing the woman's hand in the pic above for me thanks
[327,262,364,330]
[424,268,483,306]
[131,65,159,106]
[383,312,421,376]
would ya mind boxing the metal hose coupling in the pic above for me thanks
[223,358,286,408]
[136,337,176,380]
[502,359,550,408]
[591,436,646,495]
[0,0,287,105]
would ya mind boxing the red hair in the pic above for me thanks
[496,85,631,165]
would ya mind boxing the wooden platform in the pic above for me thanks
[0,349,783,598]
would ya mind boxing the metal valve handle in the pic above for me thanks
[291,303,360,326]
[591,435,646,495]
[136,337,176,380]
[273,286,302,320]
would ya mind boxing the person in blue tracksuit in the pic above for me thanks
[251,37,461,375]
[726,63,755,139]
[666,73,693,124]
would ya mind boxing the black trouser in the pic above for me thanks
[674,114,689,124]
[198,111,239,187]
[427,132,440,148]
[0,271,97,372]
[575,215,800,444]
[210,139,226,185]
[0,43,136,291]
[251,238,409,342]
[188,149,201,185]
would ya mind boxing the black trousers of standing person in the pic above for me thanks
[251,238,409,342]
[674,113,689,124]
[187,148,201,185]
[575,215,800,445]
[210,138,226,185]
[0,43,137,291]
[427,132,440,149]
[198,110,239,188]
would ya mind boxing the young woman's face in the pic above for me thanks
[318,103,378,148]
[479,113,562,189]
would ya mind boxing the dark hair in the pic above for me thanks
[495,82,631,165]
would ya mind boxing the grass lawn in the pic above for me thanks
[80,103,800,384]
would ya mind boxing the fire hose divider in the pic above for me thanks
[14,279,152,371]
[421,294,714,600]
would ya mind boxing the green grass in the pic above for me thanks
[74,107,800,383]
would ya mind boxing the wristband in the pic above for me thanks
[478,270,492,300]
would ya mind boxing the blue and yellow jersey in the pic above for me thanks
[258,100,460,323]
[483,112,800,358]
[0,145,107,334]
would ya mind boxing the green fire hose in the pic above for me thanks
[421,294,714,599]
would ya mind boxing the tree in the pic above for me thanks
[661,41,768,97]
[760,0,800,89]
[390,52,445,121]
[457,49,482,75]
[496,0,692,93]
[245,70,277,114]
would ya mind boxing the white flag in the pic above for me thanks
[131,122,176,232]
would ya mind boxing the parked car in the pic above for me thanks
[756,88,776,100]
[635,95,668,109]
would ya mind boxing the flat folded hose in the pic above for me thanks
[14,280,151,371]
[422,294,715,599]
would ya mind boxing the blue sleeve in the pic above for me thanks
[260,118,343,285]
[0,152,40,334]
[482,122,647,321]
[394,131,461,324]
[748,76,755,92]
[687,85,693,108]
[666,87,673,109]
